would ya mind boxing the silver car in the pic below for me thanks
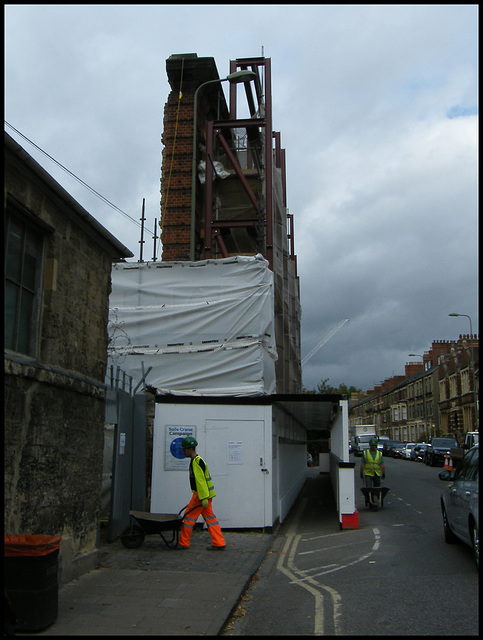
[439,444,479,567]
[402,443,416,459]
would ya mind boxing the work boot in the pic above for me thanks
[206,545,225,551]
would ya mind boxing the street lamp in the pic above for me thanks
[408,354,426,439]
[190,69,257,260]
[449,312,478,430]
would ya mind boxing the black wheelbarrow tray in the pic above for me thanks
[121,510,184,549]
[360,486,390,508]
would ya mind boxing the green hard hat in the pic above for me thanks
[181,436,198,449]
[369,437,378,445]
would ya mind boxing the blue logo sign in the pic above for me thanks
[170,437,186,460]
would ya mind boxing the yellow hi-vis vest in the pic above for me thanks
[189,455,216,501]
[362,449,383,476]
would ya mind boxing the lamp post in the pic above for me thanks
[449,313,478,430]
[408,354,426,440]
[190,70,257,260]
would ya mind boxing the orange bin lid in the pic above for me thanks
[4,535,61,557]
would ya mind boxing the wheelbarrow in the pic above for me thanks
[361,486,390,510]
[121,504,196,549]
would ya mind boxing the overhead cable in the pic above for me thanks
[4,120,143,230]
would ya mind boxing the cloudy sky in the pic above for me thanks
[5,4,478,392]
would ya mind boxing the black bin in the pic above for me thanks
[4,534,61,632]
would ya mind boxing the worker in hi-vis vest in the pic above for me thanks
[360,437,386,504]
[175,436,226,550]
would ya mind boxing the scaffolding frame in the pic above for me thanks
[202,57,284,270]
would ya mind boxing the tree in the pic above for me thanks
[303,379,362,395]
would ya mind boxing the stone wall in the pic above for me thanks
[4,363,106,582]
[4,135,125,583]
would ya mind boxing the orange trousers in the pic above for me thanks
[179,492,225,548]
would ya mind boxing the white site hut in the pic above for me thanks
[108,257,356,530]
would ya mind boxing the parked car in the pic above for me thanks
[377,436,390,452]
[384,443,395,457]
[439,444,479,567]
[390,443,406,459]
[402,443,416,459]
[410,443,428,462]
[382,440,402,456]
[425,437,459,467]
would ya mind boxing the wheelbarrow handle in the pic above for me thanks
[177,503,204,517]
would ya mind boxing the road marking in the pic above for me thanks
[303,530,360,542]
[299,541,362,555]
[373,527,380,551]
[293,527,380,581]
[276,501,382,635]
[277,498,327,634]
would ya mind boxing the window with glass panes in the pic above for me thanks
[5,200,44,356]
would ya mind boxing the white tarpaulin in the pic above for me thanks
[108,255,277,395]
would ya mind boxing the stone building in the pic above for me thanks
[438,335,479,435]
[4,132,132,583]
[349,336,478,443]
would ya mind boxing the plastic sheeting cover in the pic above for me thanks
[108,255,277,395]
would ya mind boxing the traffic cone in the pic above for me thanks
[444,455,450,470]
[448,456,454,471]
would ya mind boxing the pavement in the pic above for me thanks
[18,468,338,637]
[21,516,276,636]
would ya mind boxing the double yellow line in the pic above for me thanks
[276,498,342,635]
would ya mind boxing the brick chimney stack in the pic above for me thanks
[160,54,226,261]
[405,362,423,377]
